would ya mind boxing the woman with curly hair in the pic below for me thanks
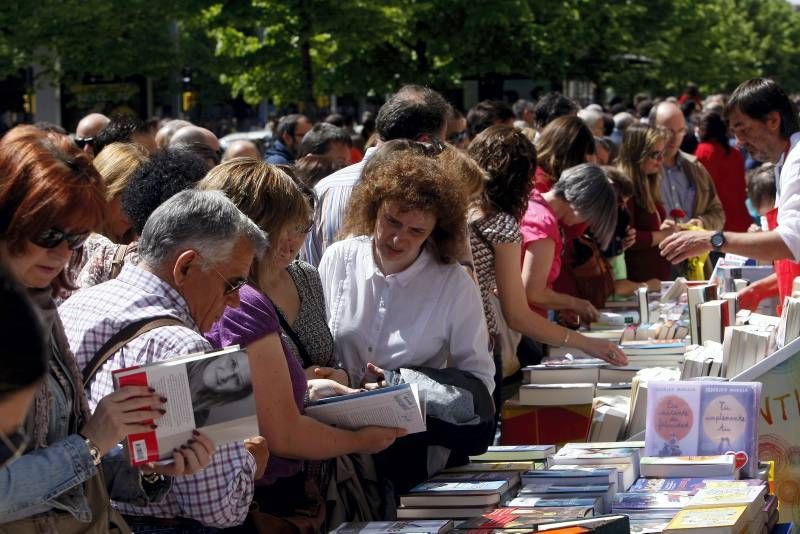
[318,143,494,394]
[468,126,626,379]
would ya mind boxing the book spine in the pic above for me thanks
[116,370,160,466]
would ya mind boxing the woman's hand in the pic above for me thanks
[141,430,216,477]
[243,436,269,479]
[307,379,359,402]
[362,362,389,390]
[570,297,600,323]
[311,366,350,386]
[582,337,628,366]
[622,226,637,251]
[353,426,407,454]
[80,386,166,455]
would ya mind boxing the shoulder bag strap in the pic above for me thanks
[82,316,185,387]
[109,244,129,279]
[277,311,314,369]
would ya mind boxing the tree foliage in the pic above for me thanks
[3,0,800,105]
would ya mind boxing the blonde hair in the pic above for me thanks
[197,157,311,268]
[92,142,149,201]
[616,124,669,214]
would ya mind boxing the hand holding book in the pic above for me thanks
[307,378,360,402]
[141,430,216,477]
[243,435,269,479]
[310,366,350,386]
[80,385,167,455]
[362,362,389,390]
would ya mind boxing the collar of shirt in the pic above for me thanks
[364,237,434,287]
[775,131,800,201]
[116,263,200,332]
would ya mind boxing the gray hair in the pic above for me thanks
[613,112,635,131]
[139,189,268,269]
[551,163,618,250]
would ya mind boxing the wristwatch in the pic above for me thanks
[79,433,102,466]
[710,231,726,251]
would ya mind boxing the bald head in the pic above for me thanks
[651,101,686,163]
[76,113,110,138]
[222,140,261,161]
[155,119,191,150]
[169,125,221,168]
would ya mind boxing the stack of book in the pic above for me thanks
[687,284,718,345]
[721,324,775,377]
[777,295,800,347]
[663,481,770,534]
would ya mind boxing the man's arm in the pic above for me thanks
[659,229,793,264]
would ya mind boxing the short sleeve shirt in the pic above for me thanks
[205,284,307,485]
[520,190,563,315]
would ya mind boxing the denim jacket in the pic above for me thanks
[0,311,170,524]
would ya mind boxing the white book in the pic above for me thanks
[305,383,425,434]
[518,383,595,406]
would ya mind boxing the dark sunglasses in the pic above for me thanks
[74,136,94,149]
[31,228,90,250]
[0,426,29,468]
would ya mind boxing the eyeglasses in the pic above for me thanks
[293,219,314,235]
[30,228,90,250]
[74,136,94,149]
[647,150,665,161]
[0,426,29,467]
[208,263,247,295]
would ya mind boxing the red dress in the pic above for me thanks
[694,141,750,232]
[625,199,672,282]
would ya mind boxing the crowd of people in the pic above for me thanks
[1,76,797,533]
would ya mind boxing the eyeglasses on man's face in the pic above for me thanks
[74,136,94,149]
[208,264,247,295]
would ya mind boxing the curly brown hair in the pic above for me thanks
[343,148,467,264]
[468,125,537,221]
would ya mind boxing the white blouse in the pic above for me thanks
[318,236,495,394]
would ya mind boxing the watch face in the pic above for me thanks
[711,233,724,248]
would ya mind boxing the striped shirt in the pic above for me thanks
[302,147,377,266]
[59,264,255,528]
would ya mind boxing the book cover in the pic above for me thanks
[638,455,736,478]
[664,505,747,531]
[611,492,693,511]
[444,461,535,474]
[455,507,593,529]
[470,445,556,462]
[628,478,712,494]
[331,520,454,533]
[644,381,761,478]
[550,447,638,465]
[505,496,602,511]
[687,485,765,508]
[112,346,258,466]
[408,480,508,495]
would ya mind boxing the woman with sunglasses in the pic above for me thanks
[198,158,403,522]
[0,126,211,531]
[616,123,676,282]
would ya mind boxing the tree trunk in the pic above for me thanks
[297,0,315,115]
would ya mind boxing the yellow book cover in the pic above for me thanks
[666,506,747,530]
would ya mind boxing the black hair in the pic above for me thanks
[698,111,731,154]
[466,100,515,140]
[375,84,451,142]
[293,154,345,189]
[324,113,347,128]
[0,264,47,401]
[534,93,579,130]
[636,99,654,120]
[94,115,148,155]
[727,78,800,139]
[274,114,308,141]
[121,149,209,235]
[297,123,352,158]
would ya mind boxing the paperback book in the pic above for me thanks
[644,381,761,477]
[331,520,454,533]
[112,346,258,466]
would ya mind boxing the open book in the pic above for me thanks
[113,345,258,466]
[305,383,426,434]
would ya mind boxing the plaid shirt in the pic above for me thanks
[59,264,255,528]
[301,147,376,266]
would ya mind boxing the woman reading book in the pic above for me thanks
[200,158,404,523]
[0,126,213,532]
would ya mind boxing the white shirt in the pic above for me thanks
[775,132,800,260]
[318,236,495,394]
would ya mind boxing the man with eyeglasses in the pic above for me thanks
[60,190,270,530]
[650,101,725,236]
[74,112,110,157]
[661,78,800,312]
[264,113,313,165]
